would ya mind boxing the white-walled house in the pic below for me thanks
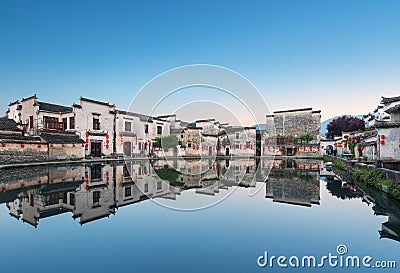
[6,100,22,123]
[115,110,171,157]
[73,97,115,157]
[14,94,75,135]
[219,126,256,156]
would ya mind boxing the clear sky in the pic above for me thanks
[0,0,399,122]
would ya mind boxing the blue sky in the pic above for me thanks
[1,0,399,121]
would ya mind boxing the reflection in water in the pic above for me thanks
[1,158,400,245]
[265,159,321,207]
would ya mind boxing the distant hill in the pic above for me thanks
[320,115,363,137]
[254,124,266,130]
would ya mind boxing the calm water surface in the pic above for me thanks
[0,158,399,273]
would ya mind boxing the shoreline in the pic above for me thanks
[0,155,325,169]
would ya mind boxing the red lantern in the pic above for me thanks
[381,135,385,139]
[21,144,25,148]
[380,140,385,145]
[1,143,5,147]
[38,144,41,148]
[62,144,65,148]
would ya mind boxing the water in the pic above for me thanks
[0,158,399,273]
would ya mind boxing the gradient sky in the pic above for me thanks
[0,0,399,122]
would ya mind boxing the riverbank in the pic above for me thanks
[324,156,400,200]
[0,155,325,169]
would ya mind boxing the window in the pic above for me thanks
[123,163,131,178]
[188,143,192,148]
[93,191,100,204]
[125,121,132,132]
[125,186,132,197]
[157,126,162,135]
[246,141,250,148]
[144,183,149,193]
[235,144,239,149]
[29,116,33,129]
[93,118,100,130]
[90,165,102,182]
[30,194,34,207]
[70,193,75,206]
[144,124,149,133]
[69,117,75,129]
[43,116,58,129]
[62,118,67,131]
[157,181,162,191]
[236,133,240,139]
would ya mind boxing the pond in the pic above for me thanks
[0,158,399,273]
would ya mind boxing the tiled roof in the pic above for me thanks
[0,118,20,131]
[80,97,115,107]
[0,133,41,142]
[385,104,400,114]
[375,121,400,129]
[116,110,153,122]
[37,101,73,114]
[381,96,400,104]
[40,132,85,144]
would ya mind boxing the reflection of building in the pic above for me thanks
[114,161,179,208]
[265,159,321,207]
[73,164,115,224]
[4,165,85,227]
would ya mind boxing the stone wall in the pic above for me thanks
[263,145,322,157]
[48,143,85,160]
[0,142,48,164]
[269,108,321,139]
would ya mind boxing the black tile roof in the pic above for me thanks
[37,101,73,114]
[80,97,115,107]
[381,96,400,104]
[40,132,85,144]
[0,133,41,142]
[375,121,400,129]
[0,118,20,131]
[116,110,153,122]
[385,104,400,114]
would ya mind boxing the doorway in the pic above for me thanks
[209,146,213,156]
[226,148,230,156]
[123,142,132,156]
[91,141,102,157]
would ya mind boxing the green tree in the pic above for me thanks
[154,135,179,149]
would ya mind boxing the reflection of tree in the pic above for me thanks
[155,168,180,184]
[326,179,363,200]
